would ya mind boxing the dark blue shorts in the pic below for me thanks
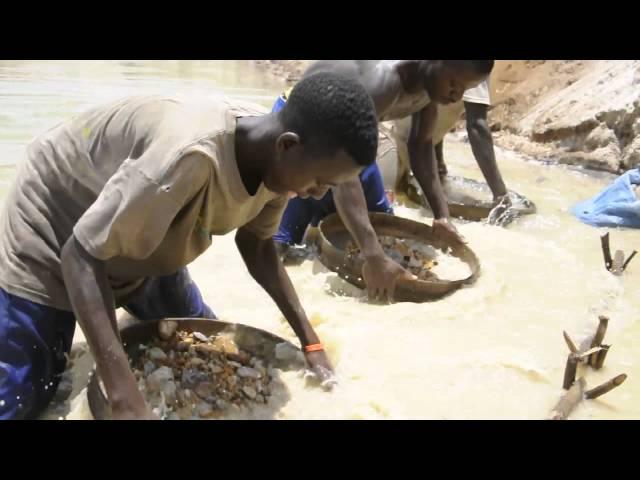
[273,165,393,245]
[0,268,215,420]
[271,95,393,246]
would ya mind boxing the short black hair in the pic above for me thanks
[278,72,378,167]
[444,60,495,76]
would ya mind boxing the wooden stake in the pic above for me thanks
[592,344,611,370]
[585,374,627,400]
[622,250,638,272]
[576,347,604,361]
[590,315,609,349]
[563,331,578,354]
[612,250,626,275]
[574,315,610,366]
[562,354,579,390]
[601,233,613,271]
[550,377,586,420]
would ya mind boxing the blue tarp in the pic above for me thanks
[572,168,640,228]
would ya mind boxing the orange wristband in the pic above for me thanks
[304,343,324,353]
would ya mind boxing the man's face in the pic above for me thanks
[265,138,363,200]
[426,63,487,105]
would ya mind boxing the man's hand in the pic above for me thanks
[304,350,337,390]
[487,194,515,226]
[362,254,417,302]
[432,218,467,244]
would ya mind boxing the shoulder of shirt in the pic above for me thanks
[162,97,269,130]
[222,98,270,116]
[153,97,269,172]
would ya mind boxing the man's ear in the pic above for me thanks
[276,132,301,153]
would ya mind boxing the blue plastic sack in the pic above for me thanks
[572,168,640,228]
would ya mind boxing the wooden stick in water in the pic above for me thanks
[601,233,613,271]
[574,315,609,366]
[592,344,610,370]
[612,250,625,275]
[563,331,578,354]
[590,315,609,348]
[576,346,604,360]
[589,315,609,367]
[550,377,586,420]
[585,374,627,400]
[562,354,579,390]
[622,250,637,272]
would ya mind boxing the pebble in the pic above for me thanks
[194,382,214,400]
[227,351,251,364]
[148,347,167,361]
[194,343,219,356]
[213,336,239,355]
[237,366,261,379]
[187,357,205,367]
[146,366,174,393]
[196,401,214,418]
[251,358,264,369]
[242,386,257,399]
[181,369,209,389]
[192,332,209,342]
[162,381,177,404]
[143,361,157,376]
[158,320,178,340]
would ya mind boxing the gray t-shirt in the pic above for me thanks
[0,96,286,311]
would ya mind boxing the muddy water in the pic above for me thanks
[0,61,637,419]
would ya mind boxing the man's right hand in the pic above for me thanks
[487,194,514,226]
[304,350,337,391]
[362,253,417,303]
